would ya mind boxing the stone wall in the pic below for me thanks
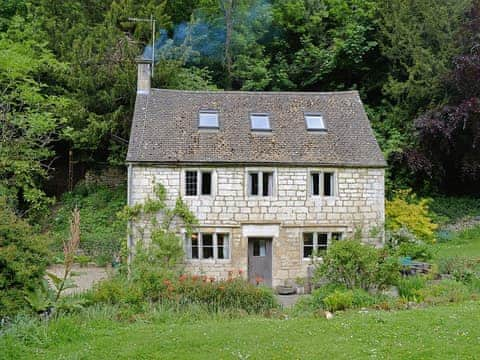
[129,165,385,286]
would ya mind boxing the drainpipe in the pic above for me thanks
[127,163,133,268]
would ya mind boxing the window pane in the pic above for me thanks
[186,171,198,196]
[324,172,333,196]
[201,172,212,195]
[303,233,314,258]
[262,172,273,196]
[217,233,229,259]
[191,234,199,259]
[249,172,259,195]
[332,232,343,241]
[202,234,213,259]
[250,114,270,130]
[318,233,328,252]
[311,172,320,195]
[253,239,266,256]
[199,111,219,128]
[305,115,325,130]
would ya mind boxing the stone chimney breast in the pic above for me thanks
[137,59,151,95]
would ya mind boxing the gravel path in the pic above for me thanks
[47,264,110,295]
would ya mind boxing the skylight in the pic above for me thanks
[250,114,271,131]
[198,111,219,129]
[305,113,326,131]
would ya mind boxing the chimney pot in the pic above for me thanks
[136,58,152,95]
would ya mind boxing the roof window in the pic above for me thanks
[250,114,271,131]
[199,110,219,129]
[305,113,326,131]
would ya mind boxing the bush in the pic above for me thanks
[396,241,434,261]
[305,285,383,312]
[386,189,438,243]
[323,290,353,312]
[416,280,472,304]
[438,256,480,284]
[429,196,480,223]
[89,272,277,314]
[0,199,50,317]
[51,185,126,265]
[396,276,427,301]
[315,239,399,291]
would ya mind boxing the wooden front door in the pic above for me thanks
[248,237,272,287]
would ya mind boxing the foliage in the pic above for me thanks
[416,279,473,305]
[399,2,480,194]
[438,256,480,285]
[322,289,354,312]
[52,185,126,265]
[396,276,427,301]
[395,242,434,262]
[0,16,77,218]
[429,196,480,223]
[2,302,480,359]
[47,208,81,303]
[0,198,50,318]
[386,189,438,243]
[434,225,480,260]
[89,271,277,314]
[315,239,399,291]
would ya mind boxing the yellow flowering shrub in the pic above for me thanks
[386,189,438,243]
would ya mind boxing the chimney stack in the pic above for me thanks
[136,58,152,95]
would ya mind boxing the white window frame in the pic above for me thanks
[246,169,276,198]
[305,112,327,131]
[250,113,272,132]
[309,169,337,198]
[198,110,219,129]
[185,232,231,261]
[302,231,343,260]
[183,169,216,197]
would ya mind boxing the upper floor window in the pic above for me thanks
[185,170,212,196]
[310,171,335,196]
[186,232,230,260]
[198,110,219,129]
[250,114,271,131]
[249,171,273,196]
[305,113,326,131]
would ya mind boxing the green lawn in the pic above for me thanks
[2,302,480,359]
[435,225,480,260]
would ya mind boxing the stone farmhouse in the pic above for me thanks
[126,60,387,287]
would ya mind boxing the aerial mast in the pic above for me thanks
[129,15,156,78]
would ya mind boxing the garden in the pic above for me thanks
[1,183,480,359]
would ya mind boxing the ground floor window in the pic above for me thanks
[186,232,230,260]
[303,231,343,258]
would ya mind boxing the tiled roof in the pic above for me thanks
[126,89,386,167]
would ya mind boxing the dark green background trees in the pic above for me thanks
[1,0,479,219]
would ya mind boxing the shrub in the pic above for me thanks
[315,239,399,291]
[88,272,277,314]
[51,185,126,265]
[396,276,427,301]
[438,256,480,284]
[396,241,434,261]
[416,280,472,304]
[386,189,438,243]
[322,290,353,312]
[0,199,50,317]
[429,196,480,223]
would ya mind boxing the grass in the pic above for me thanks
[50,184,126,265]
[429,196,480,223]
[434,225,480,260]
[1,302,480,359]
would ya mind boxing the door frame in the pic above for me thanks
[247,237,273,287]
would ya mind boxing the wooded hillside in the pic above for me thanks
[1,0,479,219]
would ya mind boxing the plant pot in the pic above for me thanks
[276,285,296,295]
